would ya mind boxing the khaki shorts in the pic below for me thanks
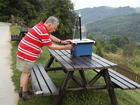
[16,58,34,72]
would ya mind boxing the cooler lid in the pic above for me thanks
[71,39,95,44]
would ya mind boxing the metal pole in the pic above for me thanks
[78,13,82,40]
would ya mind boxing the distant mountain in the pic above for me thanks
[76,6,136,25]
[85,13,140,42]
[135,7,140,12]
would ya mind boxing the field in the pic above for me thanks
[10,25,140,105]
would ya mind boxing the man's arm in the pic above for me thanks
[50,35,71,44]
[50,35,61,43]
[48,43,72,50]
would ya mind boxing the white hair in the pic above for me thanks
[45,16,59,25]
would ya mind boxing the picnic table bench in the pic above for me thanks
[31,64,59,96]
[30,49,140,105]
[11,28,30,41]
[95,69,140,90]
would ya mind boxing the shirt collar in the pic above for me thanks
[39,21,48,30]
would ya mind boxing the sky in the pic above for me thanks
[71,0,140,10]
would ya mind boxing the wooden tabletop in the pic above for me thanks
[49,50,117,71]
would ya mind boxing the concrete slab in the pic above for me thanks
[0,22,18,105]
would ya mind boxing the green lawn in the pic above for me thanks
[10,25,140,105]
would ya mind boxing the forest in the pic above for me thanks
[76,6,140,43]
[76,6,137,25]
[0,0,76,39]
[86,13,140,42]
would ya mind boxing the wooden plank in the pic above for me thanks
[11,35,20,41]
[54,50,81,69]
[61,50,95,69]
[84,56,104,69]
[94,69,129,89]
[49,50,74,71]
[63,50,71,54]
[108,71,136,89]
[92,53,117,67]
[70,57,90,69]
[111,78,129,89]
[37,64,59,95]
[54,50,66,56]
[59,50,89,69]
[95,69,140,89]
[74,56,96,69]
[63,50,107,69]
[31,68,43,95]
[91,56,110,67]
[77,56,97,69]
[51,50,111,70]
[33,64,51,95]
[108,69,140,89]
[49,50,117,70]
[61,56,82,70]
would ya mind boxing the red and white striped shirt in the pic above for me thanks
[17,22,52,62]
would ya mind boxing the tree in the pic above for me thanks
[87,35,104,56]
[104,43,118,53]
[109,36,130,48]
[0,0,41,25]
[47,0,75,39]
[123,42,136,57]
[0,0,11,21]
[95,41,104,57]
[0,0,75,39]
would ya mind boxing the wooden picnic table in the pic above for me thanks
[19,28,30,39]
[31,49,140,105]
[11,28,30,41]
[45,49,118,105]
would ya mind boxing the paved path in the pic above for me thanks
[0,22,18,105]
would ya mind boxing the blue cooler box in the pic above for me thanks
[71,39,95,57]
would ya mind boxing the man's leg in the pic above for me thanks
[19,72,30,97]
[16,58,34,100]
[20,72,31,92]
[19,72,34,100]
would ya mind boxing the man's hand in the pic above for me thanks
[61,39,72,44]
[65,44,73,49]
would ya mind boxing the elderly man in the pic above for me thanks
[16,16,72,100]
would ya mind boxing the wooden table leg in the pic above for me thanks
[79,70,89,89]
[45,56,54,71]
[89,70,103,86]
[102,69,118,105]
[54,71,74,105]
[63,69,83,86]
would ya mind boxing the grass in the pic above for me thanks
[105,52,140,74]
[10,25,140,105]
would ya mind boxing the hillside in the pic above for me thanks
[76,6,136,25]
[85,13,140,42]
[135,7,140,12]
